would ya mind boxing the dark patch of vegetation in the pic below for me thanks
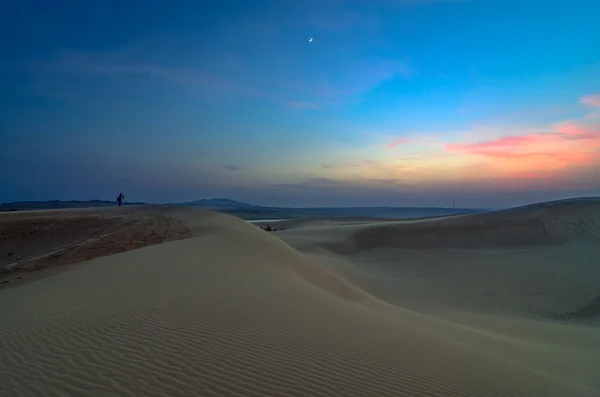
[0,200,145,212]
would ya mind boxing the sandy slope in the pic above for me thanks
[1,203,600,396]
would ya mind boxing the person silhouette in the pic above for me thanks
[117,193,125,207]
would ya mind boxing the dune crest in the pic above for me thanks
[329,198,600,253]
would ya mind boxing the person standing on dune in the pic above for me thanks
[116,193,125,207]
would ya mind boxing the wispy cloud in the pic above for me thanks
[27,52,267,100]
[554,121,590,136]
[266,176,410,191]
[29,51,414,110]
[383,137,410,148]
[554,121,600,140]
[380,133,443,149]
[272,57,415,108]
[445,135,544,152]
[285,101,322,110]
[580,94,600,108]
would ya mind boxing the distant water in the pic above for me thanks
[246,219,287,223]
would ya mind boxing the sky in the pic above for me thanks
[1,0,599,208]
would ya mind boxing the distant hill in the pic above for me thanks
[183,198,257,209]
[0,200,145,212]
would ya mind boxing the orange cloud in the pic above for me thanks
[444,125,599,178]
[364,97,600,187]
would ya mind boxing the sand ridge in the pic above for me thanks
[0,206,192,288]
[1,202,600,396]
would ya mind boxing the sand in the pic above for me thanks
[0,206,192,288]
[1,200,600,396]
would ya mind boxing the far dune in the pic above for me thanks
[276,198,600,321]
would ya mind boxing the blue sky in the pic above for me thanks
[2,0,600,207]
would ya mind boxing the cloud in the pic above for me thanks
[554,121,600,140]
[267,176,409,191]
[443,124,600,178]
[364,59,415,82]
[221,165,242,171]
[345,159,386,168]
[273,57,415,108]
[30,51,414,110]
[445,135,542,152]
[285,101,322,110]
[421,95,600,185]
[580,94,600,108]
[554,121,590,136]
[383,137,410,148]
[28,52,268,100]
[586,111,600,120]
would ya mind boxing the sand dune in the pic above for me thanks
[277,198,600,320]
[1,202,600,396]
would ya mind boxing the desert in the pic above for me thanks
[1,199,600,396]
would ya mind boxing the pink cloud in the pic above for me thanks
[395,96,600,185]
[444,129,599,175]
[580,94,600,108]
[554,121,600,140]
[554,121,590,136]
[383,137,410,148]
[445,135,539,152]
